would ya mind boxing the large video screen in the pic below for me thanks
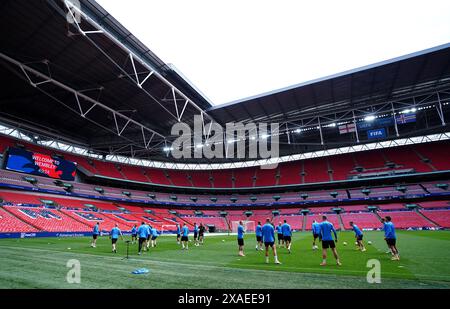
[5,147,77,181]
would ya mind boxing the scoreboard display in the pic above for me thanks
[5,147,77,181]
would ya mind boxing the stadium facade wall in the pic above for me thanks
[1,182,449,208]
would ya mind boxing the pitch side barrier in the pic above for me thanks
[0,232,92,239]
[1,182,449,208]
[0,231,180,239]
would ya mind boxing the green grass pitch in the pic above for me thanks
[0,230,449,289]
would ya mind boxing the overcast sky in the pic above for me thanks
[96,0,450,106]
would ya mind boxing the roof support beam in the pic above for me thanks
[62,0,218,125]
[0,52,166,149]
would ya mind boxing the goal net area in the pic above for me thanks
[231,221,255,233]
[161,224,177,234]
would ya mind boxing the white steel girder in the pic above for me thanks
[0,52,165,150]
[63,0,217,125]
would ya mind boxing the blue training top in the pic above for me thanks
[320,221,337,241]
[276,226,282,234]
[383,222,396,239]
[352,224,363,237]
[93,224,99,235]
[312,222,321,235]
[282,223,292,237]
[182,226,189,237]
[151,228,158,237]
[110,227,121,239]
[255,225,262,237]
[262,223,275,243]
[137,224,149,238]
[237,225,245,239]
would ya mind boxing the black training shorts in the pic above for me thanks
[322,240,336,249]
[386,238,396,246]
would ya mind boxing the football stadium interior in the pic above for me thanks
[0,0,450,289]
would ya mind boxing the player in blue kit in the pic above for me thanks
[193,223,199,247]
[145,222,152,250]
[237,221,245,257]
[131,224,137,244]
[91,222,100,248]
[110,224,123,253]
[181,223,189,250]
[349,221,366,251]
[137,221,149,255]
[382,217,399,260]
[176,223,181,244]
[276,223,283,246]
[255,222,263,251]
[312,220,321,250]
[281,220,292,253]
[150,226,159,248]
[262,218,281,264]
[198,223,206,245]
[319,216,341,266]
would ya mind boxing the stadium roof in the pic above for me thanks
[208,43,450,124]
[0,0,215,154]
[0,0,449,163]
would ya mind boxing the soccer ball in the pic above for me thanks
[355,241,358,245]
[67,247,71,250]
[343,242,348,246]
[222,240,225,242]
[368,241,372,245]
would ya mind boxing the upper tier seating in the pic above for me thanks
[1,169,449,208]
[418,201,450,209]
[2,134,449,188]
[189,171,212,188]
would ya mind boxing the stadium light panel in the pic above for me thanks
[364,115,376,122]
[401,108,417,114]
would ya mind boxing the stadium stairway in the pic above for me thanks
[224,216,231,232]
[1,206,42,231]
[117,167,128,180]
[415,209,440,227]
[373,211,383,221]
[172,214,194,228]
[420,184,431,194]
[413,149,437,171]
[337,213,345,231]
[302,215,307,232]
[143,172,152,183]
